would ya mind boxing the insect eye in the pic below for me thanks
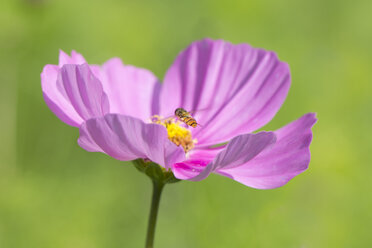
[175,108,182,115]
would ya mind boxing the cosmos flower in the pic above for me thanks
[41,39,316,189]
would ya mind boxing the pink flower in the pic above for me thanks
[41,39,316,189]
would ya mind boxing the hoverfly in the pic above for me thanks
[174,108,201,128]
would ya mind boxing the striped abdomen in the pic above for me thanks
[180,116,198,128]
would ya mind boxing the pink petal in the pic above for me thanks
[171,159,210,180]
[188,145,226,161]
[42,64,109,126]
[78,114,185,168]
[171,146,225,180]
[41,65,83,126]
[98,58,161,121]
[172,132,276,181]
[217,113,317,189]
[160,39,290,146]
[58,50,86,66]
[56,64,109,121]
[42,51,107,126]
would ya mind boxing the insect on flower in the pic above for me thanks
[175,108,200,128]
[41,39,317,248]
[41,38,317,190]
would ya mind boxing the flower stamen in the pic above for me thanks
[151,115,196,153]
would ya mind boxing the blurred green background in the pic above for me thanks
[1,0,371,247]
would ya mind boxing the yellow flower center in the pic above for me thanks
[151,115,197,153]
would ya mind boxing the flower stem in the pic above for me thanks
[146,180,164,248]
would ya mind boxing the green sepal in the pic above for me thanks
[133,159,181,185]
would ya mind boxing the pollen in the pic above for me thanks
[151,115,196,153]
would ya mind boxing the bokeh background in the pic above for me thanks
[1,0,371,247]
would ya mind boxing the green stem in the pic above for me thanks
[146,180,164,248]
